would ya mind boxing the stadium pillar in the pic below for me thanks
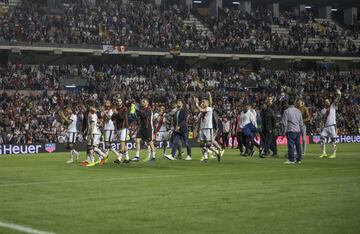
[344,8,357,25]
[268,3,279,17]
[319,6,332,19]
[298,5,306,13]
[155,0,162,7]
[209,0,222,18]
[240,1,251,14]
[181,0,193,9]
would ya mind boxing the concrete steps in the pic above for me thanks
[183,14,214,39]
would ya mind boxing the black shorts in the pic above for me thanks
[136,128,152,142]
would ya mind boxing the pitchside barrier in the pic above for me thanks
[0,135,359,155]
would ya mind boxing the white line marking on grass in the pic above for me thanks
[0,175,178,187]
[0,221,55,234]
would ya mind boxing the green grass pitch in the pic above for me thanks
[0,144,360,234]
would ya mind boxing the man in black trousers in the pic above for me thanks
[168,99,192,161]
[261,96,278,157]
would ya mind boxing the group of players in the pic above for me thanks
[59,92,225,167]
[58,88,341,166]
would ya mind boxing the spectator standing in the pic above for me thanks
[261,97,278,157]
[297,99,310,155]
[221,117,230,148]
[282,96,304,164]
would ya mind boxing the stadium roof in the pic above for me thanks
[226,0,359,8]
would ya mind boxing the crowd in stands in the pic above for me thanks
[0,1,359,54]
[207,8,359,54]
[0,62,359,144]
[0,63,255,91]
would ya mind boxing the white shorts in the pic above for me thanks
[198,129,214,142]
[155,131,169,142]
[66,132,77,143]
[117,128,128,142]
[104,130,115,142]
[321,125,337,138]
[87,134,100,146]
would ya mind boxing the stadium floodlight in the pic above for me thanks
[232,1,240,5]
[331,8,338,12]
[193,1,202,4]
[65,85,76,88]
[304,6,311,9]
[53,49,62,55]
[11,47,21,54]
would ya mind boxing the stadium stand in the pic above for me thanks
[0,0,359,144]
[0,1,358,54]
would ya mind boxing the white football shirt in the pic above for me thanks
[322,103,337,127]
[200,107,213,129]
[67,114,77,133]
[103,109,115,130]
[154,113,167,132]
[88,113,100,134]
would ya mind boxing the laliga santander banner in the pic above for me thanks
[311,135,360,144]
[226,136,310,147]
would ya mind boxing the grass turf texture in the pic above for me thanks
[0,144,360,234]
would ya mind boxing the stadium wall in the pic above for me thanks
[1,135,360,155]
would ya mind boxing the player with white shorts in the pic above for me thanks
[194,92,222,162]
[102,100,121,162]
[319,89,341,159]
[85,106,106,167]
[59,107,80,164]
[154,105,170,158]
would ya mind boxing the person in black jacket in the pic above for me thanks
[260,97,278,157]
[169,99,192,160]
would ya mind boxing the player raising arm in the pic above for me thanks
[319,89,341,159]
[112,98,130,164]
[84,105,106,167]
[154,105,171,158]
[193,92,222,162]
[59,107,80,164]
[101,100,121,161]
[132,99,156,162]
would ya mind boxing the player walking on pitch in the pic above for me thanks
[85,105,106,167]
[112,98,130,163]
[101,100,121,161]
[132,99,157,162]
[154,105,171,159]
[319,89,342,159]
[193,92,222,162]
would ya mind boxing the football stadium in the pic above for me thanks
[0,0,360,233]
